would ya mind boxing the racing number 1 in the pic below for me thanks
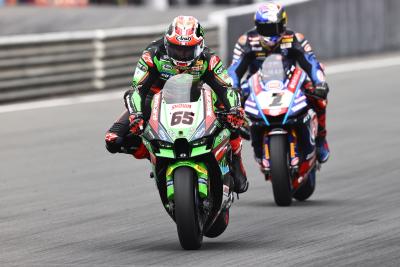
[171,111,194,126]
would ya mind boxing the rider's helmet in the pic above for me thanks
[164,16,205,68]
[254,2,287,48]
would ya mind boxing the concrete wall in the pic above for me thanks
[224,0,400,63]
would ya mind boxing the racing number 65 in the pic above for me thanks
[171,111,195,126]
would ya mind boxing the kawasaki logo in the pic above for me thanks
[176,36,192,42]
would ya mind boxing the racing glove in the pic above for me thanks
[128,112,144,135]
[312,82,330,100]
[226,107,245,129]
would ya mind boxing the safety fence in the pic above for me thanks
[0,24,219,103]
[2,0,400,103]
[213,0,400,63]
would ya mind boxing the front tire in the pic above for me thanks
[269,134,292,206]
[174,167,203,250]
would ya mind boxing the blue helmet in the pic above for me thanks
[255,3,287,38]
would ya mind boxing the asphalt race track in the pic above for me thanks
[1,55,400,266]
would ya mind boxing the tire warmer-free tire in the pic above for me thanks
[269,134,292,206]
[174,167,203,250]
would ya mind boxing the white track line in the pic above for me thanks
[326,55,400,75]
[1,54,400,114]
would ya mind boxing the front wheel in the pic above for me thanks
[174,167,203,250]
[269,134,292,206]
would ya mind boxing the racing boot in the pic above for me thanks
[316,136,330,163]
[230,136,249,194]
[105,110,149,159]
[105,111,130,154]
[306,93,330,164]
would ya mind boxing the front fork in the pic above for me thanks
[164,160,233,218]
[262,110,319,189]
[165,161,209,201]
[262,129,299,180]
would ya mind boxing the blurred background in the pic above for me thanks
[1,0,399,103]
[0,0,256,7]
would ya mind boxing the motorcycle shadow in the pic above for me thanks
[135,239,264,252]
[239,198,347,208]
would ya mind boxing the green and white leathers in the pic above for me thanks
[142,74,235,250]
[125,38,240,116]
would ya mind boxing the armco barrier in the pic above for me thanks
[210,0,400,63]
[2,0,400,103]
[0,24,218,103]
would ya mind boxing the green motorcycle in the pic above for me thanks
[141,74,235,250]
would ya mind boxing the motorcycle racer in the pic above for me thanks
[105,16,248,194]
[228,2,330,164]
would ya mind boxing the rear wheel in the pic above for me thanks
[204,210,229,238]
[174,167,203,250]
[293,168,316,201]
[269,134,292,206]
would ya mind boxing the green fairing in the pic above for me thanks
[156,148,174,158]
[191,145,210,157]
[166,161,209,199]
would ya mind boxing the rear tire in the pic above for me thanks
[293,168,316,201]
[174,167,203,250]
[269,134,292,206]
[204,210,229,238]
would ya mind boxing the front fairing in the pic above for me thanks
[142,74,221,159]
[244,55,309,125]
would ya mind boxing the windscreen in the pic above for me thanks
[162,74,201,104]
[260,54,285,83]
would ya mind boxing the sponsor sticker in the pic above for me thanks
[252,46,263,51]
[172,103,192,110]
[280,43,292,49]
[282,36,293,43]
[266,80,284,91]
[162,64,173,70]
[176,35,192,42]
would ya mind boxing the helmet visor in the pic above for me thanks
[166,42,199,62]
[256,21,285,37]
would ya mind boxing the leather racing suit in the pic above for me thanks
[228,28,329,163]
[106,38,248,193]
